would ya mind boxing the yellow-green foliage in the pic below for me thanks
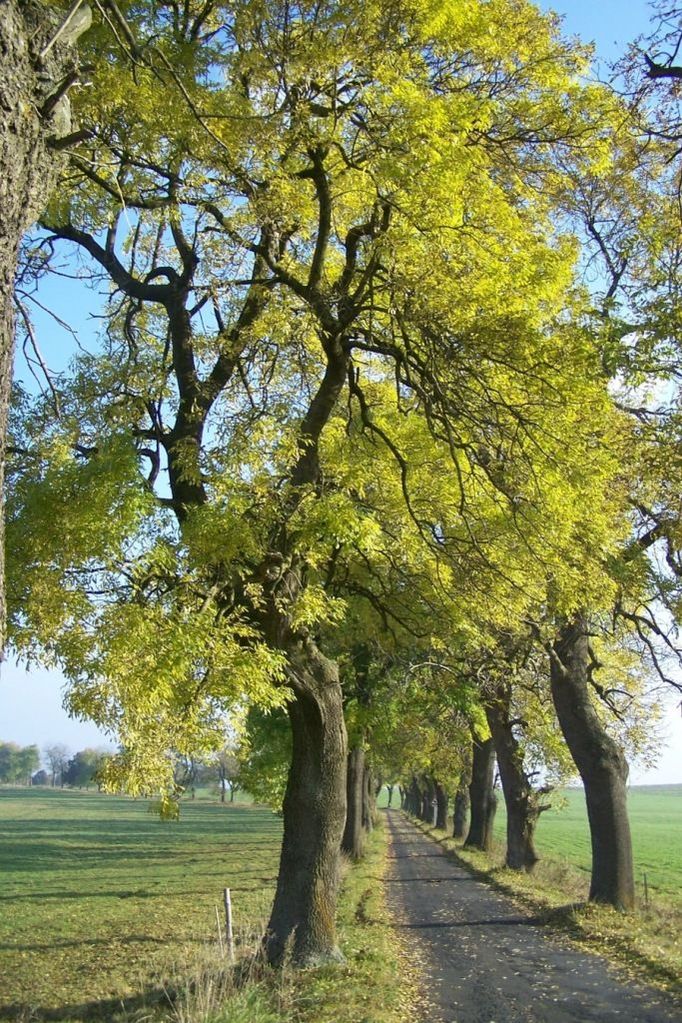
[9,0,638,804]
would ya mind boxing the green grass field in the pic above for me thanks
[0,788,282,1017]
[0,788,414,1023]
[492,784,682,904]
[2,784,680,1019]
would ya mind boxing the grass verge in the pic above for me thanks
[127,821,414,1023]
[409,815,682,1001]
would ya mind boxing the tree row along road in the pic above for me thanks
[385,812,680,1023]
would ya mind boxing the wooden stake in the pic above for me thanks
[223,887,234,962]
[643,872,649,908]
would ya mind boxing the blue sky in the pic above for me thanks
[3,0,681,784]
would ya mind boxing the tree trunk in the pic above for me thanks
[464,736,497,852]
[486,683,540,872]
[421,776,435,823]
[265,639,347,966]
[408,776,421,816]
[453,785,469,839]
[550,616,635,911]
[387,784,394,807]
[0,1,90,651]
[435,781,448,830]
[341,746,365,861]
[362,763,375,833]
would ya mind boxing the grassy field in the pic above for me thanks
[494,784,682,905]
[0,788,282,1016]
[0,788,413,1023]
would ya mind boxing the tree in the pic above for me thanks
[0,0,91,651]
[473,632,574,872]
[549,617,635,910]
[0,741,39,783]
[535,14,682,907]
[8,0,630,965]
[43,743,71,787]
[215,748,241,803]
[63,747,105,788]
[464,734,497,853]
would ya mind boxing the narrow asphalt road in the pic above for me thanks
[385,811,681,1023]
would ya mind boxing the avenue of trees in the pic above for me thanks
[3,0,682,968]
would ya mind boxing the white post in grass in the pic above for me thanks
[223,887,234,961]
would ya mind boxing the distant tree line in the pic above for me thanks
[173,747,242,803]
[0,742,39,785]
[0,741,110,788]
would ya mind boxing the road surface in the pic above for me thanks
[385,811,680,1023]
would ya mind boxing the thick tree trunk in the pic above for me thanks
[550,616,635,911]
[421,776,435,823]
[464,736,497,852]
[0,1,90,651]
[265,640,347,965]
[453,785,470,839]
[408,776,421,816]
[435,781,448,830]
[387,784,394,807]
[341,746,365,861]
[486,684,540,872]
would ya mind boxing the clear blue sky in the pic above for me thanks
[3,0,680,784]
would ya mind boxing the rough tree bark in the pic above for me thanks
[550,615,635,911]
[0,0,91,650]
[421,775,435,823]
[486,682,546,872]
[435,780,448,830]
[408,775,422,816]
[453,784,470,839]
[464,736,497,852]
[265,637,347,965]
[342,745,365,861]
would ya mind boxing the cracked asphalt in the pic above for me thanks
[385,811,681,1023]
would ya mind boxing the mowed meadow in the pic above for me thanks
[486,785,682,905]
[0,788,411,1023]
[0,789,282,1016]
